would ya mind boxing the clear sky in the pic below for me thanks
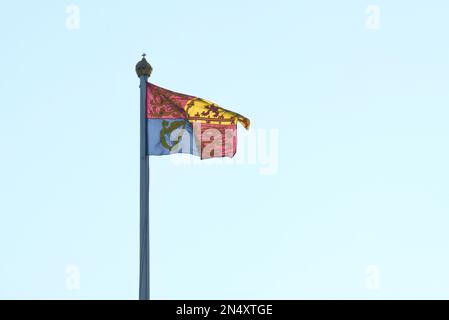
[1,0,449,299]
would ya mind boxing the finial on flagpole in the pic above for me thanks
[136,53,153,77]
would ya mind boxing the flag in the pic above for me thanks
[146,83,250,159]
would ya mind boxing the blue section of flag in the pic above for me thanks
[147,118,199,156]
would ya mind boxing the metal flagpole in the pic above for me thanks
[136,54,152,300]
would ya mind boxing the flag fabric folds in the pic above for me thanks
[146,83,250,159]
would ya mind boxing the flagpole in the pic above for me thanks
[136,54,152,300]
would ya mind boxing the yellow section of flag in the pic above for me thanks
[184,98,250,130]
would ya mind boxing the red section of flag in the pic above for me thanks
[197,123,237,159]
[147,83,194,119]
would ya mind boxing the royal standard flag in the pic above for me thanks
[146,83,250,159]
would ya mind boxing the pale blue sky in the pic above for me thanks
[1,0,449,299]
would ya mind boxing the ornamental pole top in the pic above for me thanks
[135,53,153,77]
